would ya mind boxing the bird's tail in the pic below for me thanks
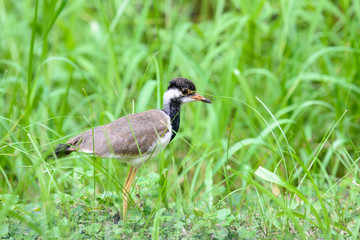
[47,144,72,159]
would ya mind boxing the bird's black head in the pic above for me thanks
[163,78,211,108]
[162,77,211,140]
[168,78,197,92]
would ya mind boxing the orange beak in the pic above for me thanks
[191,93,211,104]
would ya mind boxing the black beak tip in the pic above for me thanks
[202,98,212,104]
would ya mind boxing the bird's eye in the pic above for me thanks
[181,88,189,95]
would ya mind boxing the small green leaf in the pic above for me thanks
[0,224,9,237]
[216,208,231,221]
[193,209,204,217]
[84,223,101,234]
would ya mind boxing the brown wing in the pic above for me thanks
[66,109,170,157]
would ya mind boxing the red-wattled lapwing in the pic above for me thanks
[52,78,211,220]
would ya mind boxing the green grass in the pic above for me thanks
[1,0,360,239]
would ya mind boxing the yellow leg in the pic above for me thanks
[124,166,134,187]
[122,166,138,220]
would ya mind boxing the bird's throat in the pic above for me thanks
[163,100,181,142]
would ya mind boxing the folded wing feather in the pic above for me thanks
[66,109,170,158]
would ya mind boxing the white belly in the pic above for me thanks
[125,129,172,168]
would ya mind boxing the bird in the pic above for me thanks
[51,77,211,220]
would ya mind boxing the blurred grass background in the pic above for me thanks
[1,0,360,238]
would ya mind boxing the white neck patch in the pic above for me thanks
[163,88,181,106]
